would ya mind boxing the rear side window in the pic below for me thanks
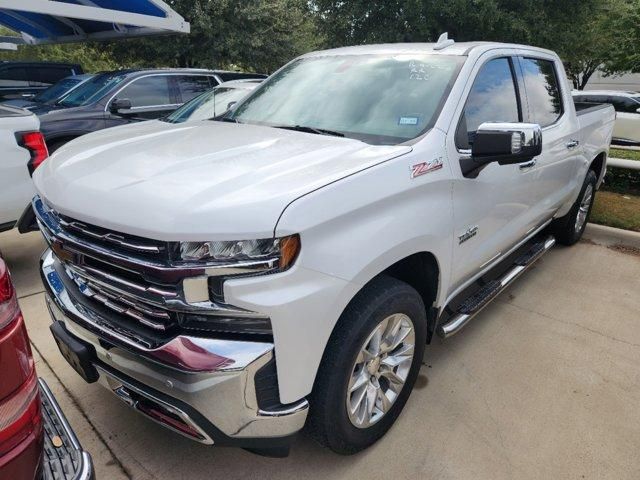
[520,58,563,127]
[0,67,29,87]
[175,76,214,103]
[117,76,172,108]
[456,57,521,149]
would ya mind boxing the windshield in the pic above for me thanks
[230,54,464,145]
[164,87,253,124]
[33,77,82,104]
[58,72,128,107]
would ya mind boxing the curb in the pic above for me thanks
[584,223,640,249]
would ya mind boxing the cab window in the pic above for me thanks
[456,57,521,149]
[118,76,172,108]
[520,58,563,127]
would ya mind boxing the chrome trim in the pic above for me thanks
[38,378,94,480]
[35,197,270,324]
[258,399,309,417]
[43,249,273,372]
[438,236,555,338]
[98,367,214,445]
[43,268,309,441]
[519,159,537,170]
[59,217,162,253]
[34,196,278,281]
[444,217,554,306]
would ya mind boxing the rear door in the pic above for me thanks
[173,75,216,104]
[516,54,579,219]
[448,53,536,291]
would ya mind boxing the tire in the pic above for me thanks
[550,169,597,246]
[307,275,427,455]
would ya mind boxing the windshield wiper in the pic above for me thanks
[274,125,344,137]
[214,116,241,123]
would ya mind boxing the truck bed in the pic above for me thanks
[0,104,32,118]
[575,101,616,187]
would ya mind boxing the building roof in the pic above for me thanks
[0,0,189,47]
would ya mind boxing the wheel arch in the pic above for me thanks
[589,151,607,187]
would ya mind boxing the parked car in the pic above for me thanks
[0,62,84,102]
[163,79,263,123]
[0,252,93,479]
[34,69,266,151]
[2,74,94,110]
[572,90,640,145]
[28,41,614,457]
[0,105,48,233]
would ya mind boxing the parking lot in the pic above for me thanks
[1,227,638,479]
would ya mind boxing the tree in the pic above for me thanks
[0,27,118,72]
[603,0,640,75]
[311,0,636,90]
[109,0,322,73]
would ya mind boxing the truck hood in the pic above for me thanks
[34,120,411,240]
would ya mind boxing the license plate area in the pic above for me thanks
[50,321,99,383]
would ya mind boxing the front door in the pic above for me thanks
[447,55,539,294]
[105,75,179,128]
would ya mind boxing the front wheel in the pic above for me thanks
[551,169,597,246]
[307,275,427,455]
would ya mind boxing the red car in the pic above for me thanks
[0,254,92,480]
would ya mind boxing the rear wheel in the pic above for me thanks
[551,169,597,246]
[307,275,427,454]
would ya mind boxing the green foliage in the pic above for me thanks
[0,0,638,82]
[0,27,117,72]
[108,0,322,73]
[311,0,637,89]
[602,0,640,74]
[0,43,118,72]
[602,167,640,195]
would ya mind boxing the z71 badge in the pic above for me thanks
[411,157,443,178]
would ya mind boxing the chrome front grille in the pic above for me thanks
[34,196,271,349]
[65,264,174,332]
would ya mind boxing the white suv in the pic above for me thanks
[573,90,640,145]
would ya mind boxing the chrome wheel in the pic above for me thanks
[575,183,594,233]
[346,313,415,429]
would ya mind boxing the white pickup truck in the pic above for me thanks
[32,40,615,457]
[0,105,48,233]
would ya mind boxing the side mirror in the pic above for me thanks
[109,98,132,114]
[636,107,640,114]
[462,123,542,176]
[226,101,238,111]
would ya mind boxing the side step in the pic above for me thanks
[437,236,556,338]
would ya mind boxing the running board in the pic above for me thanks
[437,236,556,338]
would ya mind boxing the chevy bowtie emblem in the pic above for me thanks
[411,157,443,178]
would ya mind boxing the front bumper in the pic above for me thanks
[39,379,94,480]
[41,249,308,450]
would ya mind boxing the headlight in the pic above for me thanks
[179,234,300,271]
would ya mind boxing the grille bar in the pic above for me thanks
[65,264,175,332]
[59,217,164,255]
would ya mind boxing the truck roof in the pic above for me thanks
[302,42,557,58]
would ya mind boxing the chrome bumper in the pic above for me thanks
[41,249,308,446]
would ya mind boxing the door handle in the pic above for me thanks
[566,139,580,150]
[519,159,537,170]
